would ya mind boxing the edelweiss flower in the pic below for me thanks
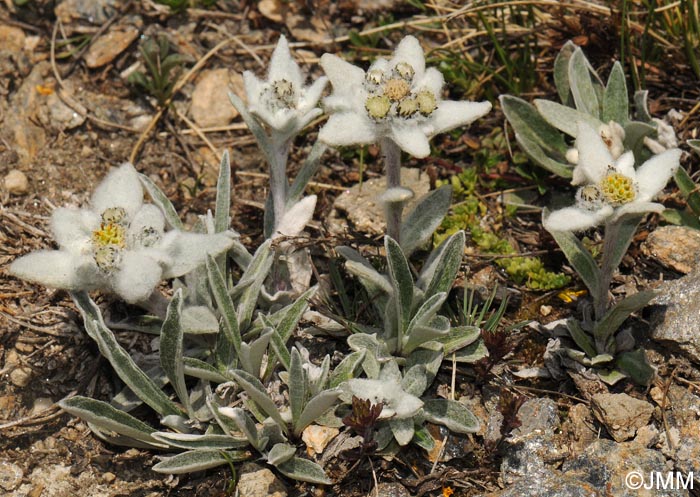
[318,35,492,158]
[544,122,681,232]
[243,35,328,139]
[10,163,236,303]
[567,121,625,167]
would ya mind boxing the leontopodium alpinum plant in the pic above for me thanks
[229,35,327,240]
[544,122,681,385]
[500,41,675,179]
[9,163,235,309]
[319,35,491,245]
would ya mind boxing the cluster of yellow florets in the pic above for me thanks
[363,62,437,121]
[599,171,637,206]
[91,207,128,272]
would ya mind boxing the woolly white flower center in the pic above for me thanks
[363,62,437,122]
[262,78,298,112]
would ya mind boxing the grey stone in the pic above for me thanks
[561,403,598,453]
[590,393,653,442]
[0,461,23,491]
[642,226,700,274]
[513,398,560,436]
[236,463,287,497]
[55,0,118,25]
[650,270,700,363]
[480,469,600,497]
[563,439,688,497]
[372,482,411,497]
[501,432,568,484]
[329,167,430,237]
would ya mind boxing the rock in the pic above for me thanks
[4,170,29,195]
[501,432,568,484]
[513,398,560,436]
[590,393,653,442]
[0,461,23,491]
[479,468,599,497]
[634,424,659,448]
[2,62,49,164]
[563,439,688,497]
[55,0,118,26]
[302,425,339,456]
[561,403,598,453]
[236,463,287,497]
[650,270,700,363]
[9,366,32,388]
[30,397,53,416]
[84,25,139,68]
[0,25,26,53]
[373,482,411,497]
[642,226,700,274]
[329,168,430,237]
[45,92,86,130]
[102,472,116,483]
[190,69,241,128]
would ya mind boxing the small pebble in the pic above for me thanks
[539,305,553,316]
[102,472,116,484]
[31,397,53,416]
[4,170,29,195]
[10,366,32,388]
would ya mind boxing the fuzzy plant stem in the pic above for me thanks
[136,291,170,319]
[381,138,403,242]
[270,137,291,233]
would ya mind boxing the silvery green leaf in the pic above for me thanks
[514,132,573,178]
[623,121,657,159]
[688,139,700,153]
[375,425,394,451]
[399,185,452,256]
[160,290,191,414]
[401,364,428,397]
[151,432,248,450]
[207,255,241,370]
[403,321,450,356]
[437,325,480,355]
[181,306,219,334]
[59,396,164,447]
[277,457,332,485]
[412,424,436,451]
[238,240,274,331]
[71,292,182,417]
[605,215,641,280]
[327,350,365,388]
[554,40,576,104]
[673,167,700,215]
[566,319,596,358]
[215,150,231,233]
[230,369,287,433]
[311,355,331,394]
[590,354,614,366]
[406,345,443,385]
[267,319,291,371]
[422,399,480,434]
[111,365,168,413]
[289,348,306,428]
[534,99,603,137]
[593,290,656,345]
[87,422,163,449]
[379,359,402,383]
[161,415,191,433]
[239,329,272,377]
[206,396,243,438]
[183,357,230,383]
[545,221,601,298]
[420,231,464,300]
[634,90,653,122]
[405,292,446,337]
[219,406,262,450]
[342,260,393,298]
[568,47,601,118]
[616,348,655,386]
[270,287,316,343]
[267,443,297,465]
[289,141,327,204]
[597,368,628,386]
[153,449,248,474]
[390,418,414,446]
[602,62,629,125]
[499,95,569,157]
[453,339,488,363]
[417,231,462,293]
[295,389,341,436]
[385,236,413,332]
[108,315,162,335]
[137,173,184,230]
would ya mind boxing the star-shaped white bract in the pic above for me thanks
[243,35,328,140]
[544,122,681,232]
[10,163,236,303]
[318,35,492,158]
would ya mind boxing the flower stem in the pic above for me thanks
[381,138,403,242]
[137,291,169,318]
[270,137,291,234]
